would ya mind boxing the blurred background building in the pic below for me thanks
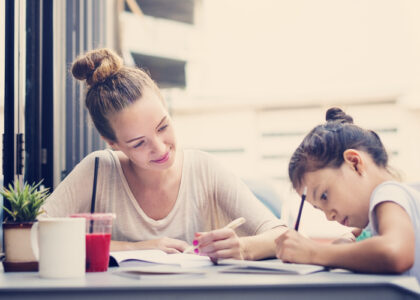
[1,0,420,247]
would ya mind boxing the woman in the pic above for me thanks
[43,48,287,261]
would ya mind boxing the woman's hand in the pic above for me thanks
[111,237,189,253]
[194,228,245,261]
[275,229,318,264]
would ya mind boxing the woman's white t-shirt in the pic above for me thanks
[42,149,285,243]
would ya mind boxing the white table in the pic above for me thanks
[1,266,419,300]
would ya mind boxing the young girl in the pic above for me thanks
[42,48,287,261]
[275,107,420,280]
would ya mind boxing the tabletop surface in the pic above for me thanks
[1,265,419,300]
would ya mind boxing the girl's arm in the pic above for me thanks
[276,201,415,273]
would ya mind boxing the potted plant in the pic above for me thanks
[1,179,49,272]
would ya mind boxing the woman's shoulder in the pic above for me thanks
[75,149,121,172]
[81,149,116,164]
[182,148,238,185]
[183,148,222,170]
[184,148,222,162]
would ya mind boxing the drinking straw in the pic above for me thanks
[90,157,100,233]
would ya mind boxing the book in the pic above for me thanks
[218,258,325,275]
[112,265,207,280]
[109,250,213,268]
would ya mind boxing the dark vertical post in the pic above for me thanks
[3,0,16,192]
[40,0,54,188]
[24,0,54,189]
[25,0,42,185]
[64,0,77,179]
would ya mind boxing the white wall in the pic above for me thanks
[170,0,420,239]
[190,0,420,100]
[178,0,420,183]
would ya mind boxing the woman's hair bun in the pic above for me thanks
[71,48,123,86]
[325,107,353,124]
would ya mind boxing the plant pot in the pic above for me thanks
[2,222,38,272]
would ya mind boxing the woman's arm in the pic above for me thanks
[193,152,288,260]
[196,225,287,260]
[240,226,288,260]
[111,237,190,254]
[276,202,415,273]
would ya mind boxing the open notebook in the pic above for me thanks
[218,259,325,275]
[109,250,213,268]
[110,250,324,275]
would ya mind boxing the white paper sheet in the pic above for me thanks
[110,250,213,268]
[218,258,325,275]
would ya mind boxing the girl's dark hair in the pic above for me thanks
[71,48,163,142]
[289,107,389,189]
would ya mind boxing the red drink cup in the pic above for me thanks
[71,213,114,272]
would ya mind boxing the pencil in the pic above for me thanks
[294,186,307,231]
[225,217,246,230]
[183,217,246,254]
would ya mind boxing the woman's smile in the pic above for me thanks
[151,151,170,164]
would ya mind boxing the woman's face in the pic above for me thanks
[107,89,177,171]
[299,156,372,229]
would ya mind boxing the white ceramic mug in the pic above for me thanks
[31,217,86,278]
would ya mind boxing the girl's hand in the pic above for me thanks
[133,237,190,254]
[332,231,357,245]
[194,228,245,261]
[275,229,318,264]
[332,228,363,244]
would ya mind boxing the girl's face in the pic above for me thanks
[106,89,177,171]
[299,151,373,229]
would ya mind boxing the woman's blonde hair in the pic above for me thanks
[71,48,163,142]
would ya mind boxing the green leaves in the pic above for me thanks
[1,179,50,223]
